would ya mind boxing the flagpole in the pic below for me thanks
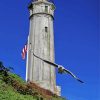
[26,35,29,82]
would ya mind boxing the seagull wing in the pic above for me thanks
[64,68,84,83]
[33,53,58,67]
[42,60,58,67]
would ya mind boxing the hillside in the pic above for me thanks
[0,62,66,100]
[0,79,38,100]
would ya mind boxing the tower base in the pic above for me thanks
[29,81,61,96]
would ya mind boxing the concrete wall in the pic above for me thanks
[26,1,60,95]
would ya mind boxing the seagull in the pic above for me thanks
[33,53,84,83]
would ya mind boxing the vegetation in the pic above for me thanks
[0,61,66,100]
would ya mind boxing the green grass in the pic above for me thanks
[9,73,26,84]
[0,78,38,100]
[0,61,66,100]
[0,78,65,100]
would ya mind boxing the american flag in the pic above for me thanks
[21,44,27,59]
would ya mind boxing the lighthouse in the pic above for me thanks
[26,0,60,95]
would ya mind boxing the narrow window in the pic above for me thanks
[45,6,48,13]
[29,43,32,50]
[45,27,48,32]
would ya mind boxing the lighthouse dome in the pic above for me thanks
[31,0,54,3]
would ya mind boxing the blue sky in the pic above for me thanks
[0,0,99,100]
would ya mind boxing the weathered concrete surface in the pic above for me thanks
[26,0,61,95]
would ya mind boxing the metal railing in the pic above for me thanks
[28,0,55,9]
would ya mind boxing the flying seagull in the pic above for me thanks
[33,53,84,83]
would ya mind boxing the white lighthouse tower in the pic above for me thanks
[26,0,60,95]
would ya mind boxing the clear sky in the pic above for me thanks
[0,0,99,100]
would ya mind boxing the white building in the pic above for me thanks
[26,0,60,95]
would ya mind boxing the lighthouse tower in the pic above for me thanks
[26,0,60,95]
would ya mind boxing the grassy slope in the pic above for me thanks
[0,73,66,100]
[0,74,38,100]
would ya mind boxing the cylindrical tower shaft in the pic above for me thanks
[26,0,60,95]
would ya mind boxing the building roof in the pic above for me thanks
[30,0,54,4]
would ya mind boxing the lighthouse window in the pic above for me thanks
[45,6,48,12]
[29,43,32,50]
[45,27,48,32]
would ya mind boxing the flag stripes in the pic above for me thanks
[21,44,27,59]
